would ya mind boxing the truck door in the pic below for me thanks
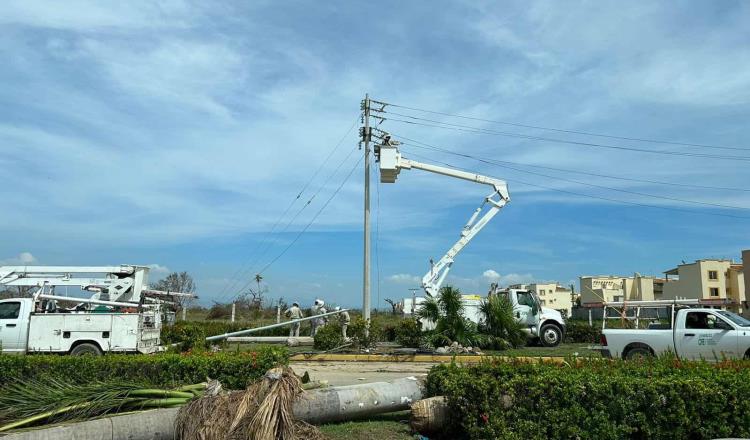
[676,311,738,360]
[0,300,24,353]
[514,291,537,328]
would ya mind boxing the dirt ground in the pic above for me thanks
[292,361,434,386]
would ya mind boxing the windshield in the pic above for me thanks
[717,310,750,327]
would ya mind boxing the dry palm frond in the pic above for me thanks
[176,367,325,440]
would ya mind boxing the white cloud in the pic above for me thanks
[482,269,535,286]
[146,264,171,276]
[388,273,421,285]
[0,252,37,265]
[482,269,501,282]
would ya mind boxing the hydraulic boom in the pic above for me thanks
[377,134,510,297]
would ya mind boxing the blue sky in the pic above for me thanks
[0,1,748,308]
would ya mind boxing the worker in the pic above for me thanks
[284,302,304,337]
[311,299,327,337]
[335,306,351,339]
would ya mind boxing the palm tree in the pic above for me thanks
[479,295,527,347]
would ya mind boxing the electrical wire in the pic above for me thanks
[215,114,360,302]
[398,141,749,211]
[376,113,750,162]
[386,131,750,193]
[392,138,750,219]
[256,153,365,275]
[371,99,750,152]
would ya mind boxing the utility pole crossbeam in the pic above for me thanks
[361,94,372,326]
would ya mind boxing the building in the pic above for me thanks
[510,283,574,317]
[661,258,746,314]
[744,250,750,302]
[579,275,657,305]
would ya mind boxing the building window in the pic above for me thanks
[708,270,718,280]
[540,290,545,295]
[710,287,719,297]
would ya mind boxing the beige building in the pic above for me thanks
[510,283,574,317]
[579,275,657,305]
[662,258,746,314]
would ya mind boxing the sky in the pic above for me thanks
[0,1,748,308]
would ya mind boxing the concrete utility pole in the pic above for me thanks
[231,302,236,323]
[362,94,372,327]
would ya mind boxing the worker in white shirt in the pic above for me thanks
[284,302,304,337]
[311,299,327,337]
[335,306,351,339]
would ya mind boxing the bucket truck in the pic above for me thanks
[0,265,195,355]
[377,134,565,346]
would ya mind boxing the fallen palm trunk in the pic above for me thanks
[1,407,180,440]
[2,376,425,440]
[410,396,448,433]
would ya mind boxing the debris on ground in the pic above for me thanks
[433,341,483,355]
[175,366,325,440]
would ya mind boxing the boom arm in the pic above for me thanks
[378,140,510,297]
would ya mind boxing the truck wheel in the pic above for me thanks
[70,343,102,356]
[625,347,653,360]
[540,324,562,347]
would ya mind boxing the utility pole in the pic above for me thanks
[361,94,372,328]
[231,302,236,323]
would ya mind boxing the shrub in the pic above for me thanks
[349,317,385,349]
[0,346,288,390]
[162,320,291,350]
[564,320,602,343]
[313,323,344,350]
[395,319,423,348]
[425,358,750,439]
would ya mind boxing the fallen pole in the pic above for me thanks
[205,309,348,342]
[2,377,423,440]
[227,336,314,345]
[293,376,424,424]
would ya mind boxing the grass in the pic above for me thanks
[492,342,600,358]
[319,412,413,440]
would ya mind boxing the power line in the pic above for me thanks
[372,99,750,152]
[376,113,750,162]
[215,114,360,302]
[256,153,365,275]
[392,137,750,219]
[390,132,750,193]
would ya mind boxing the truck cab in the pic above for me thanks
[0,298,31,353]
[492,288,566,347]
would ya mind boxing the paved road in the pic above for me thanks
[292,361,433,386]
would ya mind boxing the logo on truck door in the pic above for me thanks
[697,334,717,346]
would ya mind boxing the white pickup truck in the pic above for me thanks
[601,308,750,360]
[0,297,161,355]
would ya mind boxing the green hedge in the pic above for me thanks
[0,346,288,390]
[425,358,750,439]
[564,320,602,343]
